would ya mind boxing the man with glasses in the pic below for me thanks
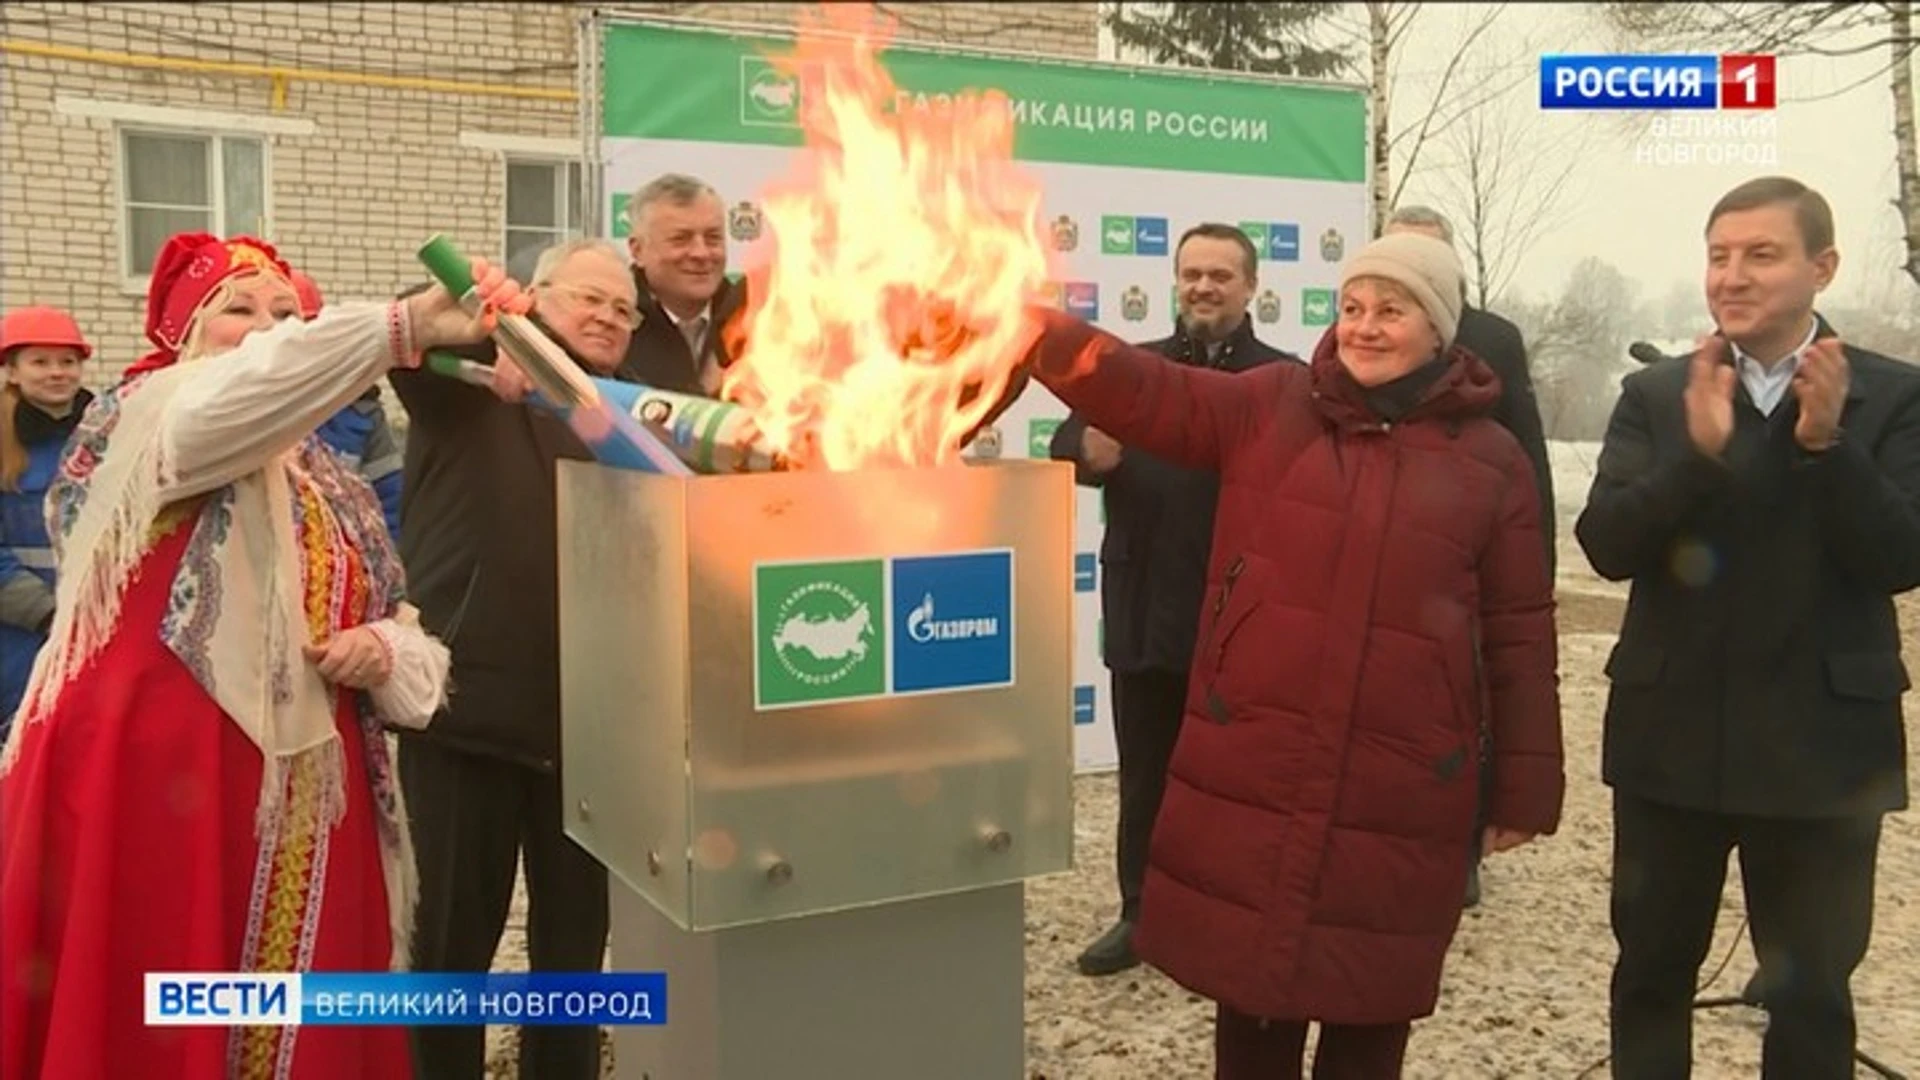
[387,238,640,1080]
[620,172,748,397]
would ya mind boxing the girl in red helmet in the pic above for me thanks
[0,233,526,1080]
[0,306,91,735]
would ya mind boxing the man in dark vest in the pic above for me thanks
[1384,205,1556,909]
[1579,176,1920,1079]
[1050,222,1296,976]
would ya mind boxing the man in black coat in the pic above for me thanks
[1383,207,1555,571]
[1049,223,1295,976]
[617,171,750,397]
[1384,205,1556,909]
[389,238,643,1080]
[1578,177,1918,1080]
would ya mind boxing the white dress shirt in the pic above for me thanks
[664,302,718,393]
[1730,318,1818,418]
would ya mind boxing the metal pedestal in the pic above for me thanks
[555,459,1075,1080]
[609,881,1025,1080]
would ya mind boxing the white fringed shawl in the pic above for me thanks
[1,304,432,969]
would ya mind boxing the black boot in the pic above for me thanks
[1464,864,1482,909]
[1076,919,1140,976]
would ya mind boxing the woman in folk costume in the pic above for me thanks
[0,232,525,1080]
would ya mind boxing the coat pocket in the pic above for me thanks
[1825,652,1911,702]
[1197,554,1262,721]
[1603,639,1665,686]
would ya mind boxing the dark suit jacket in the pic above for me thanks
[1576,323,1920,818]
[1048,316,1296,674]
[1456,306,1555,576]
[388,319,619,771]
[618,269,749,396]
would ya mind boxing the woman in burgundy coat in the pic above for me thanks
[1026,232,1564,1078]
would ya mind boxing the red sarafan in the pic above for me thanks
[1028,311,1565,1025]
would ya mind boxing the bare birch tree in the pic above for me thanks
[1316,3,1522,232]
[1598,2,1920,285]
[1431,100,1585,307]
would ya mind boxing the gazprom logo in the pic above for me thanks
[890,551,1015,694]
[906,593,999,643]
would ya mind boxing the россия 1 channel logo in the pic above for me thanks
[1539,54,1775,111]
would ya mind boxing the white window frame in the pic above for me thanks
[502,156,584,271]
[57,98,304,296]
[115,127,273,293]
[464,131,589,270]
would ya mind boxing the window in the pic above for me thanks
[505,158,584,275]
[120,129,267,281]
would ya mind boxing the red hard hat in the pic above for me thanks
[0,306,92,360]
[290,271,324,320]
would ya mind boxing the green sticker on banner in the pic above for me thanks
[1301,287,1336,327]
[1028,418,1060,458]
[742,56,803,126]
[610,194,633,238]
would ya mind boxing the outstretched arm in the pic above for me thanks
[1025,308,1279,472]
[158,302,418,500]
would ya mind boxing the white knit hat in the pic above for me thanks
[1338,232,1466,344]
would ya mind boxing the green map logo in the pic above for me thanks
[755,559,886,708]
[1100,215,1135,255]
[1301,287,1336,327]
[1239,221,1269,255]
[740,56,801,127]
[1028,417,1061,458]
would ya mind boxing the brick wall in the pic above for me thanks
[0,1,1097,383]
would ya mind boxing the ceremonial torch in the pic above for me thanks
[423,353,785,474]
[415,234,693,476]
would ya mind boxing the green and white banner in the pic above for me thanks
[593,20,1370,772]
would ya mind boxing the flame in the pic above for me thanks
[720,4,1057,472]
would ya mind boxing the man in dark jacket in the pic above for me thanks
[389,238,641,1080]
[1050,222,1295,976]
[1384,207,1555,572]
[1384,205,1556,909]
[1578,177,1919,1080]
[618,172,750,396]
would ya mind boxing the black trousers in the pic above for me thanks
[1112,667,1189,920]
[1608,790,1881,1080]
[1214,1006,1411,1080]
[400,737,611,1080]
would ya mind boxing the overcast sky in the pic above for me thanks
[1105,3,1913,314]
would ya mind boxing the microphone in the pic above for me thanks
[1628,341,1674,366]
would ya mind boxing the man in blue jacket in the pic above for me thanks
[293,270,405,542]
